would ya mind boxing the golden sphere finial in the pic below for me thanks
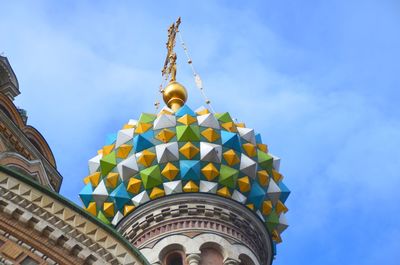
[162,81,188,112]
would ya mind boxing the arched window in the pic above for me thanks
[200,244,223,265]
[166,252,185,265]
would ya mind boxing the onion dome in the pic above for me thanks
[79,103,290,245]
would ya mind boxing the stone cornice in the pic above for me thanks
[0,166,150,265]
[117,193,273,265]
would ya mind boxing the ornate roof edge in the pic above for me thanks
[0,165,150,265]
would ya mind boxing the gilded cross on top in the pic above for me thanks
[162,17,181,82]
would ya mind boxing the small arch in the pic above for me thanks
[0,94,24,128]
[238,254,256,265]
[199,243,224,265]
[159,244,186,265]
[23,125,57,168]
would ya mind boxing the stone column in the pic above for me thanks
[186,254,201,265]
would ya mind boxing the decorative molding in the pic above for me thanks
[0,168,149,265]
[117,193,272,265]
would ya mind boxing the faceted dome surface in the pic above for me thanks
[79,105,290,244]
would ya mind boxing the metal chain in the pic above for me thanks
[177,30,215,113]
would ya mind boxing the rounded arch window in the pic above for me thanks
[200,243,224,265]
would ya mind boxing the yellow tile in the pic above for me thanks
[272,170,283,182]
[242,143,256,157]
[246,203,254,210]
[238,176,251,193]
[116,144,133,159]
[150,187,165,199]
[201,163,219,181]
[123,205,135,216]
[137,150,156,167]
[122,124,135,129]
[103,202,114,217]
[272,230,282,243]
[179,142,199,159]
[235,122,246,128]
[275,200,288,214]
[155,128,175,143]
[257,143,268,153]
[86,202,97,216]
[84,172,101,187]
[159,108,174,115]
[161,163,179,180]
[258,170,270,187]
[177,114,197,125]
[135,122,152,134]
[106,172,119,188]
[221,122,237,132]
[102,144,115,155]
[223,149,240,166]
[97,149,103,155]
[127,178,141,194]
[196,109,210,115]
[201,128,220,142]
[183,181,199,192]
[262,200,272,215]
[217,186,231,198]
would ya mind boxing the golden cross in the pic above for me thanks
[162,17,181,82]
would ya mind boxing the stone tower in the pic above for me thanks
[79,19,290,265]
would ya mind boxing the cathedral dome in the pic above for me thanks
[79,104,290,244]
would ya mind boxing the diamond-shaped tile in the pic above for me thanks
[177,114,197,125]
[201,128,220,142]
[161,162,179,180]
[179,142,200,159]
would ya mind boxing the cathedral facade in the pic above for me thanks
[0,20,289,265]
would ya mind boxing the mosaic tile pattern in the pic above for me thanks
[79,105,290,244]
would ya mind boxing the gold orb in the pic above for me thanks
[162,81,188,112]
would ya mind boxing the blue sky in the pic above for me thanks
[1,1,400,264]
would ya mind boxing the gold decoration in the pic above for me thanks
[237,176,251,193]
[223,149,240,166]
[135,123,152,134]
[262,200,273,215]
[217,186,231,198]
[201,163,219,181]
[196,108,210,115]
[276,200,288,214]
[257,143,268,153]
[116,144,133,159]
[83,172,101,187]
[155,128,176,143]
[177,114,197,125]
[242,143,257,157]
[258,170,270,187]
[137,150,156,167]
[183,180,199,192]
[272,170,283,182]
[161,162,179,180]
[86,202,97,216]
[102,144,115,156]
[161,17,188,112]
[106,172,119,188]
[103,202,115,217]
[201,128,220,142]
[221,122,237,132]
[162,81,188,112]
[127,178,142,194]
[123,205,135,216]
[179,142,199,159]
[150,187,165,199]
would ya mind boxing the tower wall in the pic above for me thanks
[117,194,273,265]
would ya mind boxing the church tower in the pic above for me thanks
[80,18,290,265]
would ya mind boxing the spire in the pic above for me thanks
[161,17,187,112]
